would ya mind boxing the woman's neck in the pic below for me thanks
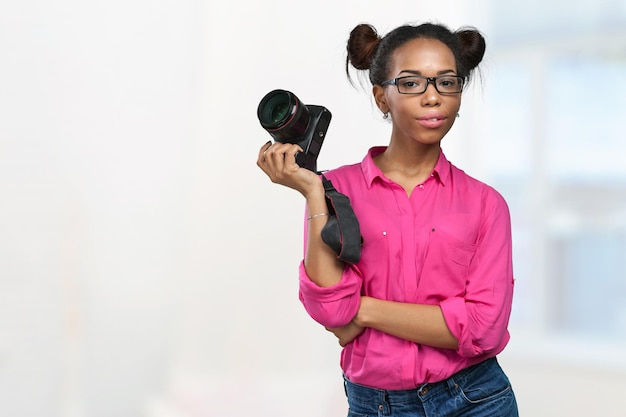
[376,141,440,177]
[373,142,441,197]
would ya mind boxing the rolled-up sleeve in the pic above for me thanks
[440,190,515,358]
[298,261,363,328]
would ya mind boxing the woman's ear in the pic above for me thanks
[372,85,389,114]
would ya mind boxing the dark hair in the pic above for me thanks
[346,22,486,86]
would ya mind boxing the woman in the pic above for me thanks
[258,21,518,416]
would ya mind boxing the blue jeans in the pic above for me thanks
[343,357,518,417]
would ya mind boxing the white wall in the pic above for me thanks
[0,1,623,417]
[0,1,202,416]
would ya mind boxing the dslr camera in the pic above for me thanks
[257,89,331,172]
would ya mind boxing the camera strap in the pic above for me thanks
[319,174,361,264]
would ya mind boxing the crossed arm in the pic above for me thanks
[327,296,459,349]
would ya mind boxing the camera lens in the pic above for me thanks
[257,89,309,143]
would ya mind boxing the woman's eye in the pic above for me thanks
[438,78,460,89]
[438,78,456,87]
[402,79,422,88]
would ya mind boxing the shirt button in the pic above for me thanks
[418,184,424,190]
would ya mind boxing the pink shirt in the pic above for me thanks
[299,147,514,390]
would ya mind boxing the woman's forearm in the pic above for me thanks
[354,296,459,350]
[303,186,344,287]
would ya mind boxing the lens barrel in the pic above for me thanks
[257,89,310,143]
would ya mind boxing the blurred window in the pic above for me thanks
[484,1,626,349]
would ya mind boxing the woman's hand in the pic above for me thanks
[326,321,365,347]
[257,141,321,197]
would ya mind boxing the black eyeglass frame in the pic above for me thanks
[381,75,465,95]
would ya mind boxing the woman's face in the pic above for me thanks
[374,38,462,147]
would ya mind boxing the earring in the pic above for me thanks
[383,112,389,119]
[456,113,460,118]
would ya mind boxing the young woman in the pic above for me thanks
[257,21,518,416]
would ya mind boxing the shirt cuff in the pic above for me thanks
[440,296,481,358]
[298,261,362,328]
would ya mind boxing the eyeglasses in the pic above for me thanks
[381,75,464,95]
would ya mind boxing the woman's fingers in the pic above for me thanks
[257,141,272,170]
[257,141,303,182]
[256,140,322,197]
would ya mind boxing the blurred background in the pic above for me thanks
[1,0,625,416]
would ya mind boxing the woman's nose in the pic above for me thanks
[421,83,441,106]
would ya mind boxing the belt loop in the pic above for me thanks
[446,375,459,392]
[378,390,391,416]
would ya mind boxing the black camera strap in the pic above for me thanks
[319,174,361,264]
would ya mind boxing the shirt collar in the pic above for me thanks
[361,146,451,188]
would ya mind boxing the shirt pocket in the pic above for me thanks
[418,227,478,301]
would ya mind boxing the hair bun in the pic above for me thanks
[455,28,486,73]
[346,23,381,71]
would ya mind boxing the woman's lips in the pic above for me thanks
[417,113,447,129]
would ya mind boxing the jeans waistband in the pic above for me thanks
[343,357,498,405]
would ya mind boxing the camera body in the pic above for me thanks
[257,89,331,172]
